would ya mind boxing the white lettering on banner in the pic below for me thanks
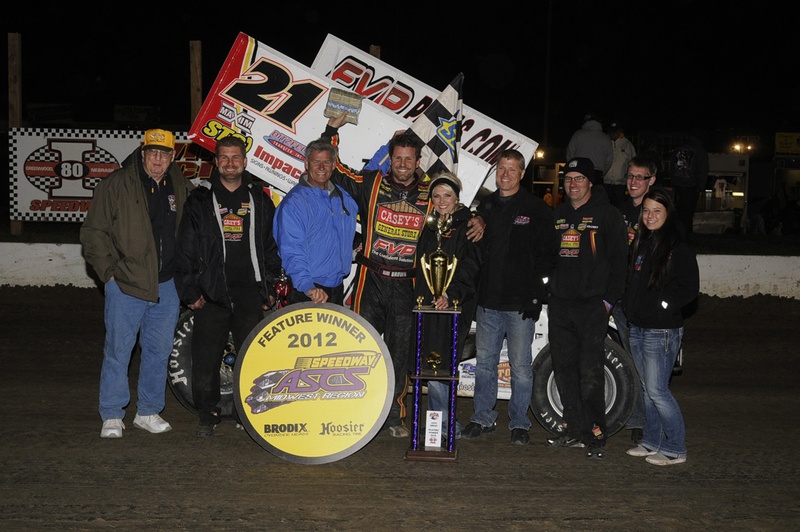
[312,34,538,170]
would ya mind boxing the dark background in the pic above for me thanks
[3,2,798,154]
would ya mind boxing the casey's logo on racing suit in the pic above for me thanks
[375,200,425,241]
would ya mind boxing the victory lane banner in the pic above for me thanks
[235,303,394,465]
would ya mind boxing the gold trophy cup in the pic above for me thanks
[420,212,458,305]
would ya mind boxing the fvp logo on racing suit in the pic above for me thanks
[245,351,380,414]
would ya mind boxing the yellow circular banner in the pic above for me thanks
[235,302,393,464]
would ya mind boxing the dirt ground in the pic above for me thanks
[2,285,800,531]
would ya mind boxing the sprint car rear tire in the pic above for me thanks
[167,309,237,418]
[530,337,639,437]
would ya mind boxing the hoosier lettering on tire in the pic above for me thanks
[530,337,639,437]
[168,310,238,418]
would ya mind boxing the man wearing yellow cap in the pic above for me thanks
[81,129,193,439]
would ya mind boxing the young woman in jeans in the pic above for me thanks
[622,188,699,465]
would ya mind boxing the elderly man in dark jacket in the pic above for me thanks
[82,129,192,439]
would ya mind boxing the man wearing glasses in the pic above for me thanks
[614,156,658,445]
[82,129,193,439]
[546,157,628,459]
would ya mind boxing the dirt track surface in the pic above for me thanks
[2,285,799,530]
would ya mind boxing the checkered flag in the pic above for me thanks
[409,73,463,179]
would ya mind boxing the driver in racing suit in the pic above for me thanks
[322,118,431,437]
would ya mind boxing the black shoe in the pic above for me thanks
[546,434,585,448]
[195,422,216,438]
[630,427,643,444]
[587,441,605,460]
[510,428,530,446]
[461,421,497,439]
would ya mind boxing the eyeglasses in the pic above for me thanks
[626,173,652,182]
[144,150,172,160]
[563,175,587,183]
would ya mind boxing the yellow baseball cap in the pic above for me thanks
[143,129,175,151]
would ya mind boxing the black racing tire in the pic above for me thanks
[530,337,639,437]
[167,309,237,418]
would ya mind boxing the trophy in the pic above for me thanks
[420,211,458,305]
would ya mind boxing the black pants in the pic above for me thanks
[547,296,608,444]
[191,286,264,423]
[351,267,415,427]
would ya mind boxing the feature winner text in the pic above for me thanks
[257,310,367,346]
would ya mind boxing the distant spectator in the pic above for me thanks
[603,121,636,208]
[669,129,709,240]
[566,113,613,185]
[543,187,553,207]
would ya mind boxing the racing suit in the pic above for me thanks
[324,125,432,429]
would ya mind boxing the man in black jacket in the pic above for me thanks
[175,136,282,437]
[547,157,628,458]
[461,149,556,446]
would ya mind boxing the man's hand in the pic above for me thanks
[307,288,329,303]
[467,215,485,242]
[188,295,206,310]
[432,294,449,310]
[519,299,542,321]
[327,114,348,129]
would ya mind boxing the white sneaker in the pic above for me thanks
[133,414,172,434]
[626,445,657,457]
[101,419,125,438]
[646,452,687,466]
[388,425,410,438]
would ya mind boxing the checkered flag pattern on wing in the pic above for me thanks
[407,73,464,179]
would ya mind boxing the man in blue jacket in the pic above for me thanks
[175,136,282,437]
[274,138,358,305]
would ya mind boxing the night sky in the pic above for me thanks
[3,2,797,155]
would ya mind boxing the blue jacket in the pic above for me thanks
[273,176,358,293]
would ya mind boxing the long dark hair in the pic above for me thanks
[628,187,679,289]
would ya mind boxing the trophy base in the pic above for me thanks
[405,448,458,462]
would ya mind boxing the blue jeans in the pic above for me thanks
[628,325,687,458]
[99,279,180,421]
[613,304,646,430]
[470,307,534,431]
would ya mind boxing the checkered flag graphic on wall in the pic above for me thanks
[407,72,463,179]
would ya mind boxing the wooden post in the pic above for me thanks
[8,33,23,236]
[189,41,203,124]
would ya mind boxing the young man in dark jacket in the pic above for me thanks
[548,157,628,458]
[82,129,192,439]
[461,149,556,446]
[175,136,282,437]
